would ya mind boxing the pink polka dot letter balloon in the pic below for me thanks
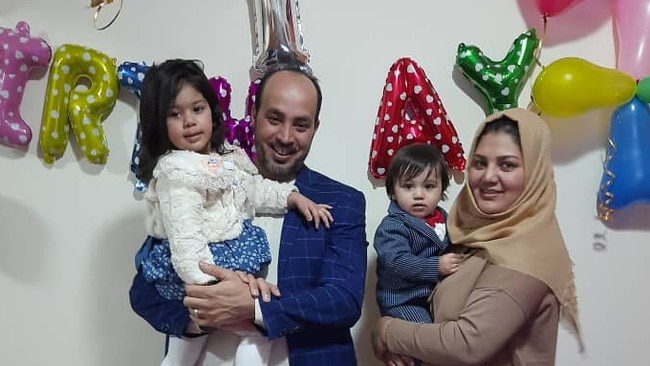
[368,57,465,180]
[0,21,52,149]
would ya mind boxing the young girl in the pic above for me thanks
[134,59,332,366]
[374,143,463,325]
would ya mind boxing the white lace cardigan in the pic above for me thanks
[144,145,295,284]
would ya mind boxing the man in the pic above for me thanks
[129,66,368,366]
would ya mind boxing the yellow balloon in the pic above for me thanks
[532,57,636,118]
[39,44,119,164]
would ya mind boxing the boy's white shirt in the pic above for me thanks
[434,222,446,240]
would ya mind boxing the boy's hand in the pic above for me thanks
[438,253,463,276]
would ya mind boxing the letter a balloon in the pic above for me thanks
[369,57,465,179]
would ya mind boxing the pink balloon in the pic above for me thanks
[533,0,578,16]
[614,0,650,80]
[0,21,52,149]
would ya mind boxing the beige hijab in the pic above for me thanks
[447,108,583,350]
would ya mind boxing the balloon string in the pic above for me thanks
[91,0,123,30]
[534,14,548,68]
[530,15,547,115]
[597,136,616,223]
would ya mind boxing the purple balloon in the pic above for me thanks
[209,77,259,162]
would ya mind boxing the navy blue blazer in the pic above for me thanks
[129,166,368,366]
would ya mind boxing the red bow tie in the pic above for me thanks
[425,210,444,226]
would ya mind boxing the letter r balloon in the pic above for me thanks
[39,44,119,164]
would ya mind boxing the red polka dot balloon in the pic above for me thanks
[368,57,465,179]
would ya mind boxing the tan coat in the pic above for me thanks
[382,251,560,366]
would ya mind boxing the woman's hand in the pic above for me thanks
[384,353,415,366]
[372,316,416,365]
[372,316,393,360]
[287,191,333,229]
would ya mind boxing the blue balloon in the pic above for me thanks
[118,61,149,97]
[599,96,650,217]
[118,61,150,192]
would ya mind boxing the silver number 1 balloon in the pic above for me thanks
[246,0,311,75]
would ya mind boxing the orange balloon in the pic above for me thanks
[532,57,636,118]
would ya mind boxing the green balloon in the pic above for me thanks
[636,76,650,103]
[456,29,539,114]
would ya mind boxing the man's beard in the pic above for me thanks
[256,143,306,182]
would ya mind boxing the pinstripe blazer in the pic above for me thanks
[129,166,367,366]
[374,201,448,316]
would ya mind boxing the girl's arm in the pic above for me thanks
[287,191,333,229]
[229,144,333,227]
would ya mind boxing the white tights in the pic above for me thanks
[160,331,273,366]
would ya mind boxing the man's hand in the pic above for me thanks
[219,320,258,333]
[236,270,281,302]
[183,262,255,329]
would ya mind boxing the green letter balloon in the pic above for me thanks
[456,29,539,114]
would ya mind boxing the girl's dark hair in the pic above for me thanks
[136,59,226,183]
[477,115,521,149]
[385,143,450,200]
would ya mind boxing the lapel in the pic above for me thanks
[388,201,444,244]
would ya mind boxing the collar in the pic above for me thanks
[388,201,445,224]
[425,209,445,226]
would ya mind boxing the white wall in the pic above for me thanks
[1,0,648,365]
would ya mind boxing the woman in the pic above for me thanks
[372,108,583,366]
